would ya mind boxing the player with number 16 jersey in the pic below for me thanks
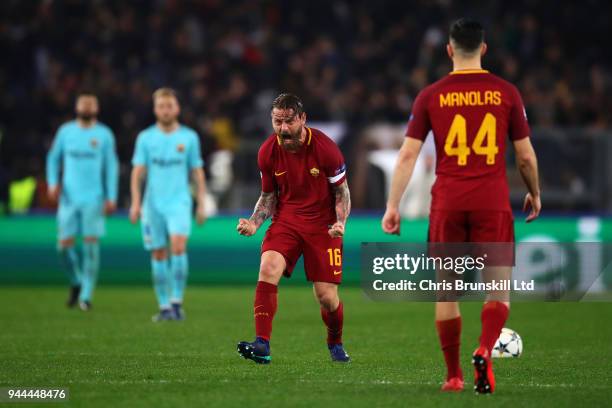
[236,93,351,365]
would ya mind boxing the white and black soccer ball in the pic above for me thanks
[492,327,523,358]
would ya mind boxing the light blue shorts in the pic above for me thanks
[141,204,192,250]
[57,203,105,240]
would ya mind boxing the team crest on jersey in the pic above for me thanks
[177,143,185,153]
[310,167,320,177]
[90,138,98,148]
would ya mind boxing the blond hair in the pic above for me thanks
[152,87,178,102]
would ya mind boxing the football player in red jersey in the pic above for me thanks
[236,93,351,364]
[382,19,541,393]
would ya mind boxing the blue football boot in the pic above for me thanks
[328,343,351,362]
[171,302,185,321]
[152,308,175,322]
[237,337,271,364]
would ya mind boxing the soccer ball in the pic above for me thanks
[492,328,523,358]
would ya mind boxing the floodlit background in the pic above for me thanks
[0,0,611,286]
[1,0,611,214]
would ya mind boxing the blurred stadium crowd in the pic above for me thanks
[0,0,610,212]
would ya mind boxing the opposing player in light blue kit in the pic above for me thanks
[129,88,207,322]
[46,92,118,311]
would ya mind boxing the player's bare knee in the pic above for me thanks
[170,244,186,256]
[170,236,187,255]
[258,251,285,283]
[59,238,75,249]
[435,301,461,320]
[318,294,339,311]
[258,260,282,282]
[151,248,168,261]
[314,287,339,311]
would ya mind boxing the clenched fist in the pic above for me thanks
[328,222,345,238]
[237,218,257,236]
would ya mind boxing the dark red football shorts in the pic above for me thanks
[261,221,343,284]
[428,210,515,266]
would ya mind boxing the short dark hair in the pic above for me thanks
[449,18,484,53]
[271,93,304,115]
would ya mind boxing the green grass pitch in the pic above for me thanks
[1,285,611,407]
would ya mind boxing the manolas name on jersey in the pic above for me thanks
[46,121,118,205]
[406,69,530,211]
[131,125,203,211]
[439,90,502,107]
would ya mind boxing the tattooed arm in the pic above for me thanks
[329,180,351,238]
[249,191,277,229]
[236,191,277,236]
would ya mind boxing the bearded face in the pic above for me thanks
[75,96,99,122]
[271,108,306,152]
[154,95,180,127]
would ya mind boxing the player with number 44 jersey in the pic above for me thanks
[408,60,529,216]
[382,19,541,394]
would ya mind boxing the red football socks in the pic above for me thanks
[436,316,463,380]
[254,281,278,341]
[321,301,344,345]
[479,301,510,353]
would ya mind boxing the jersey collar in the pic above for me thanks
[276,127,312,146]
[449,69,489,75]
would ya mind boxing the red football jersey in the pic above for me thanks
[258,127,346,232]
[406,69,530,211]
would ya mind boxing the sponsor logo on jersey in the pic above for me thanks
[152,158,183,167]
[333,270,342,275]
[275,171,287,176]
[68,150,96,159]
[310,167,320,177]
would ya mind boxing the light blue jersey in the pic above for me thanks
[132,124,203,212]
[46,120,118,240]
[47,119,117,304]
[47,120,118,206]
[132,124,203,249]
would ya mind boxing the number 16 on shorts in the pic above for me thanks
[327,248,342,267]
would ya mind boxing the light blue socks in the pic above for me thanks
[170,254,189,304]
[59,246,81,287]
[151,259,170,309]
[79,241,100,302]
